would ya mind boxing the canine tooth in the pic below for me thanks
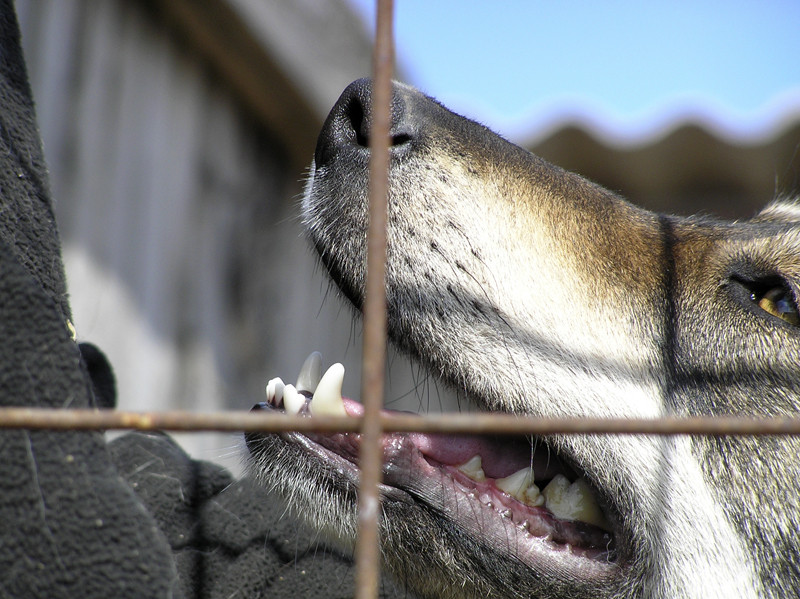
[266,377,285,406]
[296,351,323,394]
[457,455,486,481]
[283,384,305,415]
[309,363,347,417]
[266,379,274,402]
[542,475,611,531]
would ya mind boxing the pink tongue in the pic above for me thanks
[342,398,536,479]
[408,432,536,478]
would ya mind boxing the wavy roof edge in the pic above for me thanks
[520,95,800,149]
[528,116,800,219]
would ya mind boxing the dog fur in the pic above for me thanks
[247,79,800,598]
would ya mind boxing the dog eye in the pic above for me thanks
[751,285,800,326]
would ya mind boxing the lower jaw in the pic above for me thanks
[435,463,615,559]
[286,428,621,582]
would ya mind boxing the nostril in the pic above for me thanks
[346,97,369,148]
[391,132,412,146]
[342,82,413,150]
[346,97,412,150]
[315,79,417,168]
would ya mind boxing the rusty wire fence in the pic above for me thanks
[2,1,800,598]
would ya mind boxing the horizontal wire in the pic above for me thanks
[0,407,798,435]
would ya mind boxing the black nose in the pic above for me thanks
[314,78,414,169]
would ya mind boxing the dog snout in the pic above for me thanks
[314,78,415,169]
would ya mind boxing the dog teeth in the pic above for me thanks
[523,485,545,507]
[496,467,544,507]
[269,356,611,531]
[264,353,348,417]
[283,384,307,415]
[266,377,285,406]
[309,363,347,417]
[457,455,487,481]
[542,474,611,531]
[496,467,533,497]
[296,351,323,394]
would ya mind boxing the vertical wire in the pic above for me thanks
[354,1,394,598]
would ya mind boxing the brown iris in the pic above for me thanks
[753,286,800,326]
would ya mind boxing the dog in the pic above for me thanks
[246,78,800,598]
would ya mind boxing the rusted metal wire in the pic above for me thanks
[355,1,395,598]
[2,407,800,436]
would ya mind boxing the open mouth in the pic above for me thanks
[247,351,620,581]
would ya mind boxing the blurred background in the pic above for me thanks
[14,0,800,468]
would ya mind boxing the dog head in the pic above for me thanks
[247,79,800,599]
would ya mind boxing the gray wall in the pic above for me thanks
[15,0,440,469]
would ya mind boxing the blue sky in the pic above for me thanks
[345,1,800,143]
